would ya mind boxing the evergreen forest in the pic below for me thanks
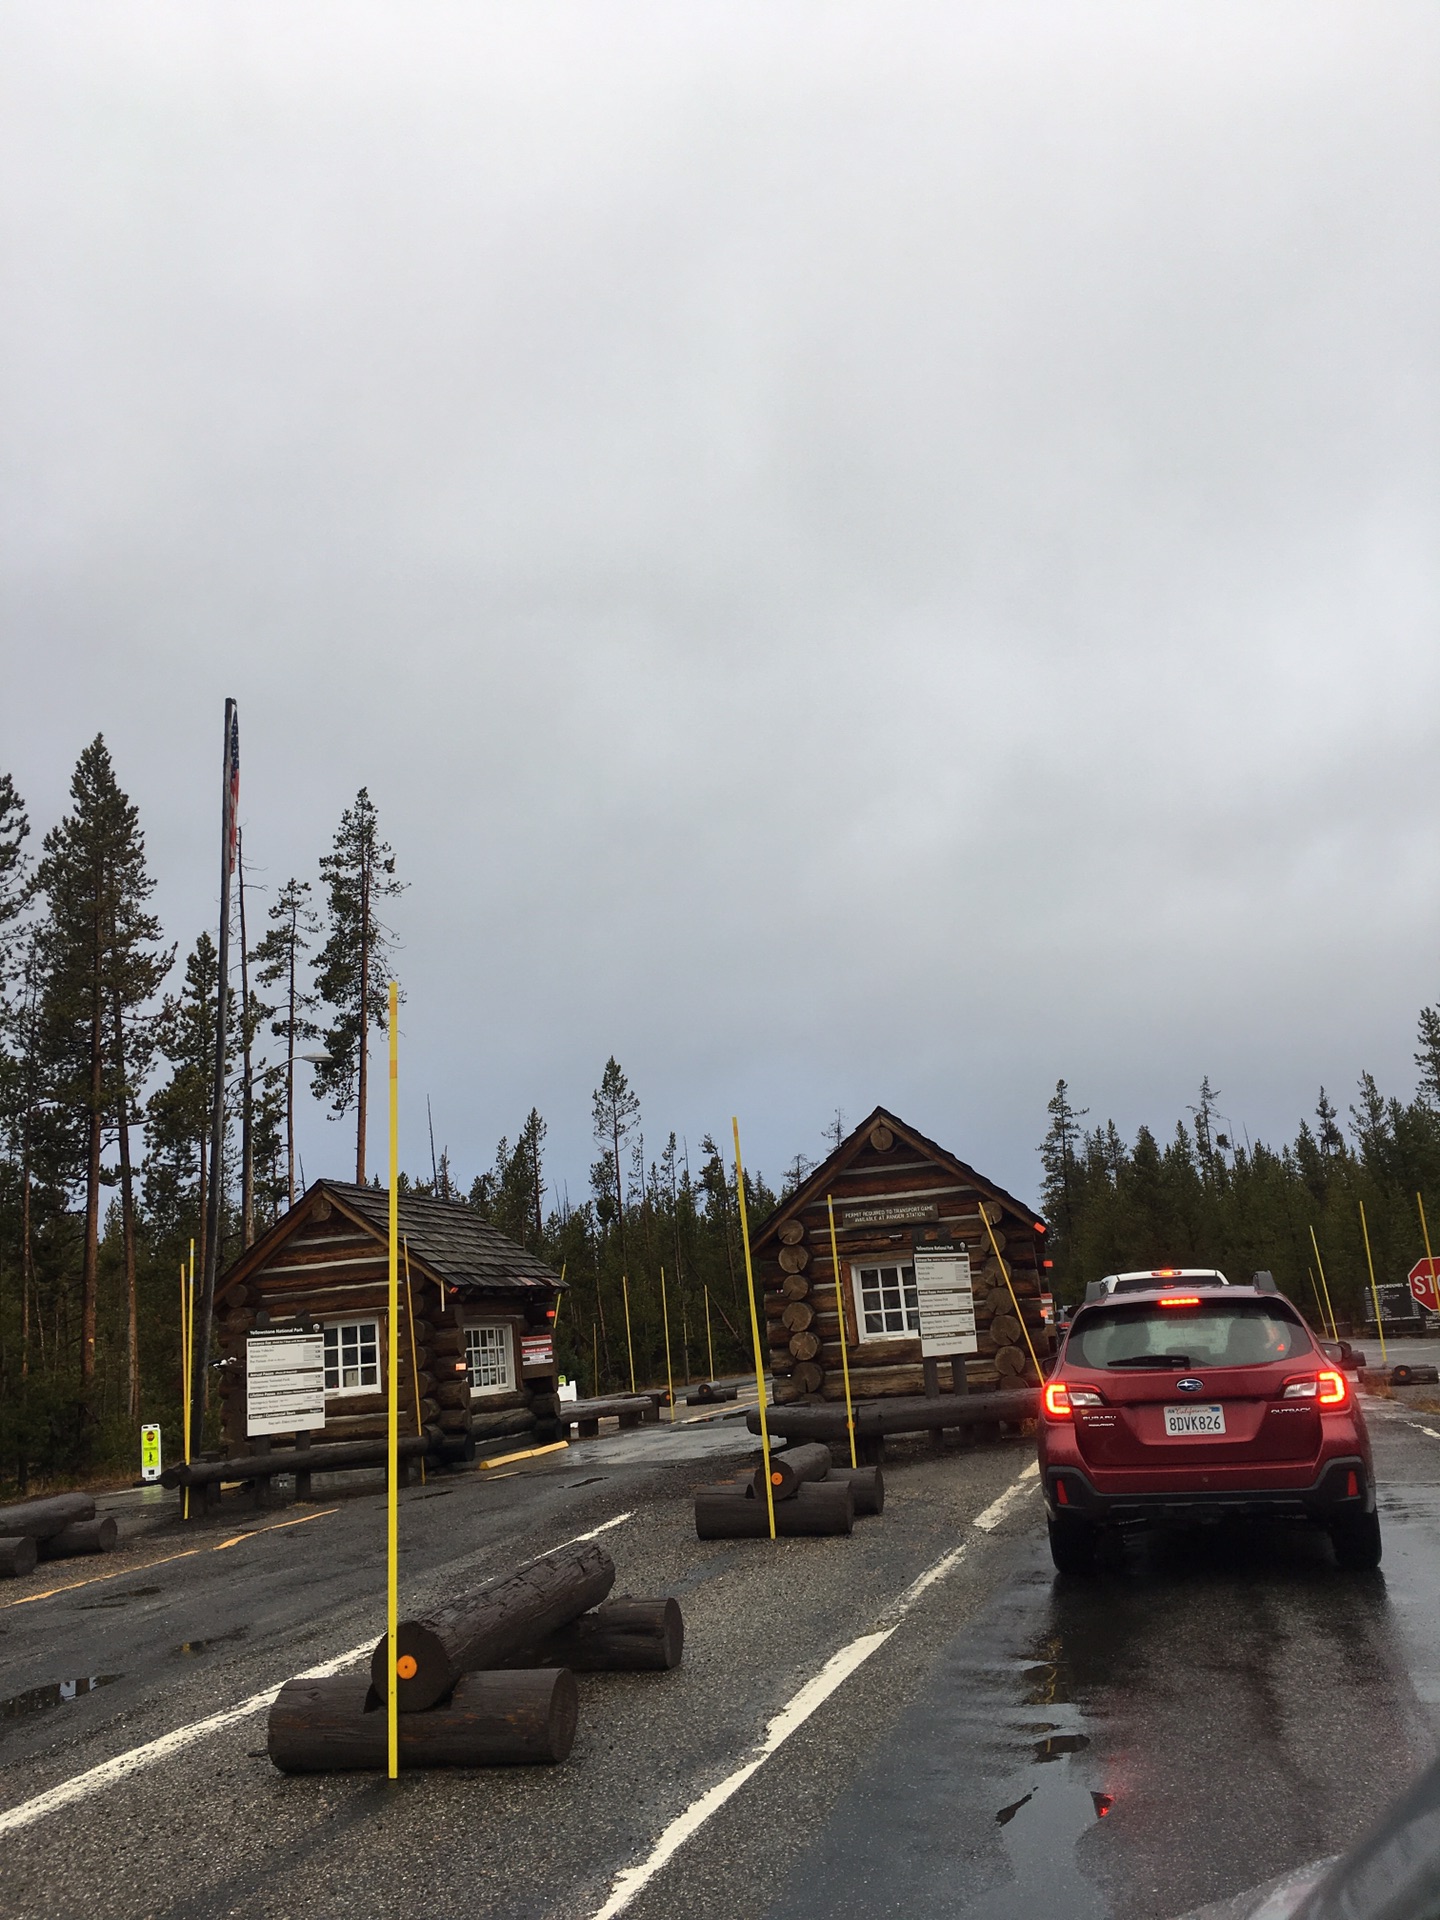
[1,738,1437,1493]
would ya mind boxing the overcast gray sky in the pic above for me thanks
[2,2,1437,1209]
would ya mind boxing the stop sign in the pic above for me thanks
[1408,1257,1440,1313]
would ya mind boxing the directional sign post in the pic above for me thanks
[1408,1257,1440,1315]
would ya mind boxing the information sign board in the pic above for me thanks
[246,1331,326,1438]
[140,1422,162,1482]
[520,1334,555,1370]
[915,1243,977,1358]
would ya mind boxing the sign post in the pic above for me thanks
[140,1424,162,1483]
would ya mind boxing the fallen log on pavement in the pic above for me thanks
[684,1382,738,1404]
[823,1466,884,1515]
[510,1597,684,1672]
[38,1517,117,1558]
[0,1493,96,1540]
[372,1540,616,1711]
[268,1669,579,1771]
[751,1441,832,1503]
[695,1479,854,1539]
[0,1536,39,1578]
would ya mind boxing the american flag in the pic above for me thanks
[226,705,240,874]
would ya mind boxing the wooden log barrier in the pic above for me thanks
[0,1536,39,1579]
[0,1493,96,1540]
[38,1517,118,1559]
[748,1387,1038,1445]
[823,1466,884,1515]
[267,1669,579,1772]
[751,1441,832,1503]
[516,1597,684,1672]
[694,1480,854,1539]
[372,1540,616,1712]
[161,1431,439,1489]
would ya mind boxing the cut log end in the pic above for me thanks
[0,1536,39,1579]
[38,1517,118,1560]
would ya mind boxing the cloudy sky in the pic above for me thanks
[2,3,1437,1209]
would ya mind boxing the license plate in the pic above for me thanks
[1164,1403,1225,1436]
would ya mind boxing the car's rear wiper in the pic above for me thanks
[1106,1353,1190,1368]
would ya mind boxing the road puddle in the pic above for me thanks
[1,1674,121,1721]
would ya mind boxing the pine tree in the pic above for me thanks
[252,876,318,1206]
[34,739,167,1415]
[592,1059,639,1272]
[312,791,405,1182]
[146,935,233,1255]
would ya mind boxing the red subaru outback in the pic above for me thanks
[1038,1280,1380,1573]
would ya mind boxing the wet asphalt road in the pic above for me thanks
[1,1382,1439,1920]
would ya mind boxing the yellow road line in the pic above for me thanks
[214,1507,339,1550]
[477,1440,569,1470]
[1,1548,206,1609]
[2,1505,341,1604]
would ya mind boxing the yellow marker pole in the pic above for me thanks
[1309,1226,1340,1341]
[386,980,400,1782]
[402,1238,425,1487]
[659,1265,676,1421]
[179,1263,191,1522]
[981,1207,1045,1383]
[1307,1268,1330,1336]
[592,1321,599,1397]
[621,1273,636,1395]
[1358,1200,1387,1364]
[704,1286,715,1382]
[827,1196,857,1469]
[1418,1193,1438,1324]
[732,1118,776,1541]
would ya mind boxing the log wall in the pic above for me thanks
[217,1210,555,1456]
[753,1125,1055,1406]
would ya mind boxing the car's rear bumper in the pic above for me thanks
[1043,1456,1372,1525]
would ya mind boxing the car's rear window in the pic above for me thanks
[1068,1300,1310,1370]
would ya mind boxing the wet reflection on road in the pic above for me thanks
[768,1490,1439,1920]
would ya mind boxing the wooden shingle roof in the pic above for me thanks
[320,1182,564,1297]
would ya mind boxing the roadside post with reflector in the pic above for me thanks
[140,1423,162,1482]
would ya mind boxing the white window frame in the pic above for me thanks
[852,1261,921,1342]
[323,1318,380,1396]
[465,1323,514,1398]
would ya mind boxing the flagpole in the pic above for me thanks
[194,698,238,1457]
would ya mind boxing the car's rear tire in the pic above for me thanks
[1048,1515,1099,1575]
[1330,1511,1382,1571]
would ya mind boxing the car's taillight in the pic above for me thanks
[1044,1381,1103,1418]
[1282,1370,1349,1406]
[1158,1295,1202,1308]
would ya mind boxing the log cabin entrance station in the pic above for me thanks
[213,1182,566,1470]
[751,1108,1052,1405]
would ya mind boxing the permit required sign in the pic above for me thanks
[247,1331,326,1438]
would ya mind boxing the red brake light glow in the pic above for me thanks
[1318,1369,1348,1406]
[1157,1295,1201,1308]
[1044,1381,1073,1419]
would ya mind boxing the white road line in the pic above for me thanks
[1421,1427,1440,1441]
[586,1462,1038,1920]
[0,1639,371,1840]
[0,1509,637,1841]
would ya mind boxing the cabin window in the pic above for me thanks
[855,1263,920,1339]
[465,1324,513,1396]
[323,1319,380,1394]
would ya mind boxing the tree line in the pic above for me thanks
[0,741,405,1488]
[1039,1033,1440,1327]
